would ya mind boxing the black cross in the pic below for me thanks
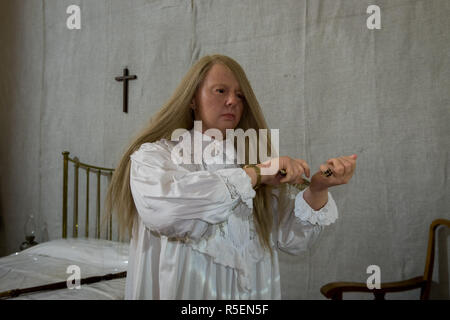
[115,68,137,113]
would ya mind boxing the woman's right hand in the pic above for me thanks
[257,156,310,187]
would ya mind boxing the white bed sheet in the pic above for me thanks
[0,238,129,300]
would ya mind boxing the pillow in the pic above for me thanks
[21,238,129,271]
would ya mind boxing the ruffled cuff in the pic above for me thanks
[294,190,338,226]
[215,168,256,209]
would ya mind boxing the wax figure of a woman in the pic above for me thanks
[105,54,357,299]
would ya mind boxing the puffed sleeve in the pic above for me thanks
[129,142,256,240]
[273,185,338,255]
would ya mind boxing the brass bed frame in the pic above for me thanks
[0,152,127,299]
[62,151,116,240]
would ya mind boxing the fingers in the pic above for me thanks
[279,162,295,183]
[291,161,306,184]
[273,155,358,187]
[326,158,346,176]
[319,163,331,176]
[339,155,357,176]
[323,155,357,183]
[342,155,357,181]
[295,159,310,178]
[279,157,309,184]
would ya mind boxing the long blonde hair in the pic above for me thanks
[104,54,289,255]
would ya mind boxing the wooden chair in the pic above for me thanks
[320,219,450,300]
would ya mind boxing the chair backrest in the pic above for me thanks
[62,151,117,240]
[320,218,450,300]
[421,218,450,300]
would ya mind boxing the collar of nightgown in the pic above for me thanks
[181,127,238,169]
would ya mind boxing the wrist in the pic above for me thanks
[255,164,267,184]
[243,167,256,187]
[303,187,328,211]
[309,185,328,195]
[243,164,262,189]
[309,180,328,195]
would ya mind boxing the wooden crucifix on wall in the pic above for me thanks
[115,68,137,113]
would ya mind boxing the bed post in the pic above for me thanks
[73,158,79,238]
[62,151,69,238]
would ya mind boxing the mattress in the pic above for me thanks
[0,238,129,299]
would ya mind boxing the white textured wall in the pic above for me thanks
[0,0,449,299]
[0,0,44,257]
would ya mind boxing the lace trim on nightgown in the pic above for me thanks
[216,170,255,210]
[156,137,263,291]
[185,170,262,292]
[186,212,272,292]
[294,191,338,226]
[283,184,338,226]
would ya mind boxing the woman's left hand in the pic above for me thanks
[309,154,357,193]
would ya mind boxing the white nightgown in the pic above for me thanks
[125,127,339,299]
